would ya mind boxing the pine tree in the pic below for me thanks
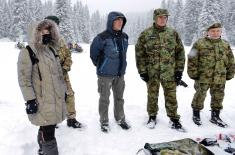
[183,0,203,45]
[0,0,12,38]
[174,0,184,40]
[80,5,90,43]
[90,10,103,40]
[55,0,74,42]
[11,0,28,41]
[197,0,225,39]
[166,0,176,28]
[28,0,43,21]
[42,1,55,18]
[71,1,83,42]
[225,0,235,45]
[161,0,167,9]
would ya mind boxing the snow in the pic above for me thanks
[0,42,235,155]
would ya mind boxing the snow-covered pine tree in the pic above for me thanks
[197,0,225,40]
[27,0,43,21]
[161,0,167,9]
[166,0,176,28]
[80,5,91,43]
[71,1,83,42]
[225,0,235,45]
[183,0,203,46]
[0,0,12,39]
[42,0,55,18]
[10,0,28,41]
[55,0,74,42]
[90,10,103,40]
[174,0,184,40]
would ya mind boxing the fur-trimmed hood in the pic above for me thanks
[27,19,60,50]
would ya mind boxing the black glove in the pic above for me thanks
[192,77,199,80]
[140,73,149,82]
[175,71,182,83]
[26,99,38,114]
[226,77,232,81]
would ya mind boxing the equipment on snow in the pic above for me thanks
[137,138,214,155]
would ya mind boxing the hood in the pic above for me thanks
[27,19,60,50]
[106,11,127,34]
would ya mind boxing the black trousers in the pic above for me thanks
[38,124,56,148]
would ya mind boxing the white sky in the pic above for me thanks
[44,0,162,14]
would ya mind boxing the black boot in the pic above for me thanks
[170,118,186,132]
[41,139,58,155]
[118,120,131,130]
[37,129,44,155]
[193,109,202,126]
[146,116,156,129]
[101,123,110,133]
[67,118,83,128]
[210,110,228,128]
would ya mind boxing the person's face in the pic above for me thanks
[113,18,123,31]
[207,28,222,39]
[155,15,168,27]
[41,28,50,35]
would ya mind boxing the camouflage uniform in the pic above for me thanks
[135,9,185,120]
[188,29,235,111]
[57,38,76,119]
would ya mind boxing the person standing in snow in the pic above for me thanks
[17,19,67,155]
[187,22,235,127]
[45,16,83,129]
[135,8,185,131]
[90,11,130,132]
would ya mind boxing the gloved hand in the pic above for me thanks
[26,99,38,114]
[226,77,232,81]
[175,71,182,83]
[192,77,199,80]
[140,73,149,82]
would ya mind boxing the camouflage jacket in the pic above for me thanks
[57,37,72,73]
[187,37,235,84]
[135,25,185,81]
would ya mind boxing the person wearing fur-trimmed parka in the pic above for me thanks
[17,19,67,155]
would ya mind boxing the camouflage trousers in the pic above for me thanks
[64,73,76,119]
[97,75,125,125]
[191,82,225,111]
[147,80,180,120]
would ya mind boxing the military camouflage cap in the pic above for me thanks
[207,23,222,31]
[153,8,170,20]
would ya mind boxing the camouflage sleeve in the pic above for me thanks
[187,42,199,79]
[175,32,185,72]
[135,32,148,74]
[226,45,235,79]
[58,38,72,72]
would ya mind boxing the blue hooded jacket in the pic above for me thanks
[90,11,128,77]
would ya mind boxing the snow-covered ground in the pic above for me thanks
[0,42,234,155]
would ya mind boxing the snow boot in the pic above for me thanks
[101,124,110,133]
[41,139,58,155]
[170,118,186,132]
[38,149,44,155]
[118,120,130,130]
[192,109,202,126]
[67,118,83,128]
[37,129,44,155]
[210,110,228,128]
[146,116,156,129]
